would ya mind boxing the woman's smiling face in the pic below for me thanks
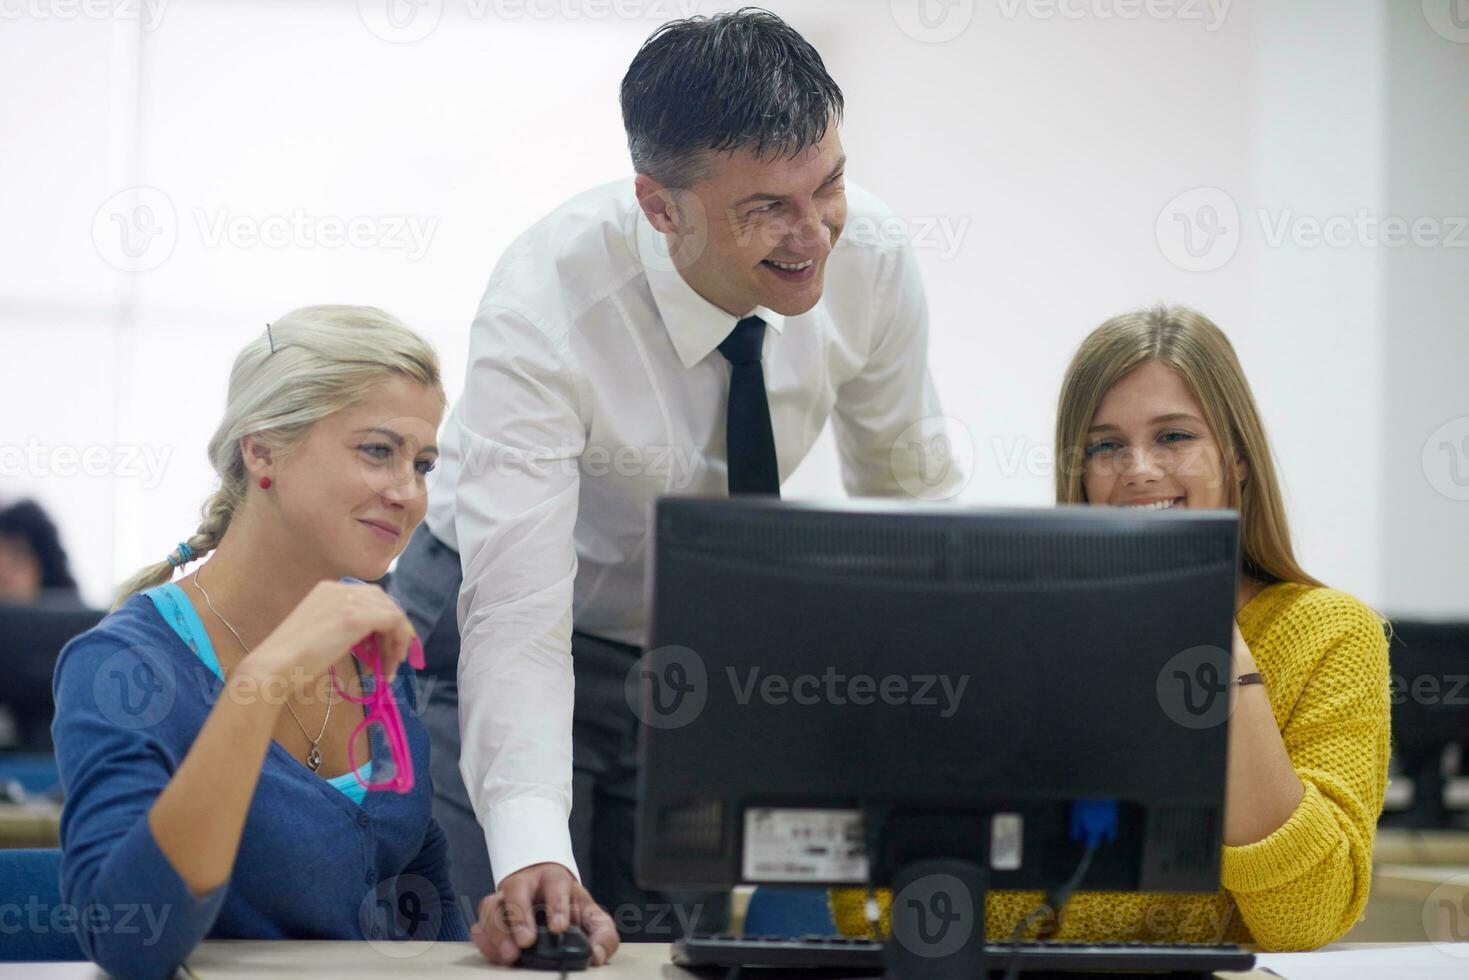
[258,374,443,581]
[1081,360,1245,511]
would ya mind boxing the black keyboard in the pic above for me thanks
[672,934,1257,976]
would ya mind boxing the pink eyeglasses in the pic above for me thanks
[330,626,425,794]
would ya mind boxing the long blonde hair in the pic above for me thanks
[113,305,444,609]
[1054,304,1323,590]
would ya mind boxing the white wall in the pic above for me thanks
[1,0,1464,615]
[1244,0,1386,607]
[1381,0,1469,618]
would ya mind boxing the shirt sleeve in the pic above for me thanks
[52,636,228,980]
[829,239,965,501]
[1220,598,1392,950]
[451,303,585,886]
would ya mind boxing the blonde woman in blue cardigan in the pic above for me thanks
[53,308,482,980]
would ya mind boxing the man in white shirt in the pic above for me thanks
[389,8,963,966]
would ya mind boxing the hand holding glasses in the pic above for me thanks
[330,623,426,794]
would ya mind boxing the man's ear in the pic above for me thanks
[635,174,679,235]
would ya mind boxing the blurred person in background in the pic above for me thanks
[0,498,80,605]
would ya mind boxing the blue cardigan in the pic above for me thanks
[51,589,470,980]
[144,583,375,806]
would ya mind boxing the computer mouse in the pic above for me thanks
[515,908,592,972]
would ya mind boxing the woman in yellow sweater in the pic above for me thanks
[833,304,1391,951]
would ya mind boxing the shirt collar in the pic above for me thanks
[635,205,785,370]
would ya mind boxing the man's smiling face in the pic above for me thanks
[638,126,848,318]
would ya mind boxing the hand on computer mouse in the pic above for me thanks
[470,863,619,967]
[514,908,592,972]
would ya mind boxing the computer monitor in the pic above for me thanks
[1382,620,1469,829]
[0,600,106,752]
[636,498,1240,979]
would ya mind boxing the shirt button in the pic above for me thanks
[365,869,376,884]
[357,813,370,828]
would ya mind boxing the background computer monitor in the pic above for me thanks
[1382,620,1469,829]
[637,499,1240,907]
[0,600,106,752]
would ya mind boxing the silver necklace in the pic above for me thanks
[193,572,336,773]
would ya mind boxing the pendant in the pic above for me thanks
[306,745,322,772]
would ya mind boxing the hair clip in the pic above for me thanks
[265,322,276,354]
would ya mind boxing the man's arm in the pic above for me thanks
[451,302,586,885]
[830,241,966,501]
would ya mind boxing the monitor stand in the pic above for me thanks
[886,856,988,980]
[870,810,992,980]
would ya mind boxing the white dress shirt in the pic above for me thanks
[424,177,961,885]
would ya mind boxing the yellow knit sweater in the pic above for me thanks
[830,582,1391,952]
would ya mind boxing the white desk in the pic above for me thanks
[1255,942,1469,978]
[4,942,1467,979]
[182,940,671,977]
[0,943,670,979]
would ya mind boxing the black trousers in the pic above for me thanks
[388,524,729,940]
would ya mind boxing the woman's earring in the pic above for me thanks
[259,476,272,490]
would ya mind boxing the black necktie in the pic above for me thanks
[717,316,780,496]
